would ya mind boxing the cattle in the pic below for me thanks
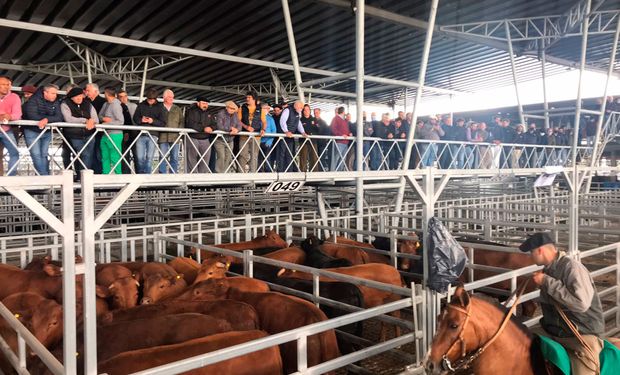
[0,292,63,349]
[301,236,353,269]
[263,246,306,264]
[456,236,537,316]
[104,300,260,331]
[372,235,420,270]
[97,330,282,375]
[321,236,371,265]
[278,263,403,341]
[23,254,83,272]
[191,258,269,292]
[168,257,200,285]
[93,313,233,362]
[95,264,139,310]
[186,278,340,375]
[190,230,288,263]
[99,262,187,305]
[0,263,63,301]
[274,278,364,354]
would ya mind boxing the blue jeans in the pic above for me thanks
[158,142,179,174]
[363,141,380,170]
[134,134,158,174]
[23,128,51,175]
[331,143,349,171]
[449,144,464,168]
[0,130,20,176]
[421,143,438,167]
[68,137,95,176]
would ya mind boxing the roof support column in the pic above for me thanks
[585,13,620,193]
[355,0,365,236]
[394,0,440,214]
[281,0,306,101]
[569,0,592,255]
[139,58,149,102]
[541,47,550,129]
[505,22,526,127]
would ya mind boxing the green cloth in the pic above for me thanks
[538,334,620,375]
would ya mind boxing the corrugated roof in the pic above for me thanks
[0,0,617,106]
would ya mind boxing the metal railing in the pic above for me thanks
[0,120,598,177]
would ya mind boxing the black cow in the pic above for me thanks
[301,236,353,268]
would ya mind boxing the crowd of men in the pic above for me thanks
[1,74,619,176]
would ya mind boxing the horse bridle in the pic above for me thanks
[438,281,530,372]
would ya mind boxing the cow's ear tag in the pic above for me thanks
[14,313,20,318]
[416,242,421,249]
[225,262,231,270]
[176,275,181,279]
[292,269,296,273]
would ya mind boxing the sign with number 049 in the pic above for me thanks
[265,180,305,193]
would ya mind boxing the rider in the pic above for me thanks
[520,232,604,375]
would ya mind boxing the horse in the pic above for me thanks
[424,285,620,375]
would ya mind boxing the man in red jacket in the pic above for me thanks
[330,106,351,171]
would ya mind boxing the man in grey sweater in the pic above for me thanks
[520,233,604,375]
[99,87,125,174]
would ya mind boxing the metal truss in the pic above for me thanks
[57,36,192,83]
[440,10,618,45]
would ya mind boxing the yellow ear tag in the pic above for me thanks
[292,269,296,273]
[416,242,421,249]
[14,313,20,318]
[225,262,231,270]
[176,275,181,279]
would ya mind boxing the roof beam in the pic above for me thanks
[0,18,460,96]
[314,0,619,76]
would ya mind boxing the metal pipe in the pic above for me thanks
[569,0,592,254]
[80,170,98,375]
[85,49,92,83]
[394,0,440,212]
[303,87,357,98]
[541,48,550,129]
[60,171,77,375]
[505,21,526,126]
[586,15,620,193]
[281,0,306,101]
[355,0,365,229]
[139,57,149,102]
[300,72,357,87]
[363,74,460,95]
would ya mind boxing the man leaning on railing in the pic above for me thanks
[0,76,22,176]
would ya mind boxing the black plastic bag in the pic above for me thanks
[427,217,467,292]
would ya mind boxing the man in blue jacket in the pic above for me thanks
[22,84,63,175]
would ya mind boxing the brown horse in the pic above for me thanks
[425,286,620,375]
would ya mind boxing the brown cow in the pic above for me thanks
[104,300,260,331]
[278,263,403,341]
[192,259,269,293]
[190,230,288,263]
[168,257,200,284]
[185,278,340,375]
[0,263,74,303]
[98,262,187,305]
[95,264,139,310]
[263,246,306,264]
[98,330,282,375]
[95,313,233,361]
[23,254,83,272]
[1,292,63,349]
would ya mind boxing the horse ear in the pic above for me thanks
[453,286,470,307]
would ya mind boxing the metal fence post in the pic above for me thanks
[243,250,254,278]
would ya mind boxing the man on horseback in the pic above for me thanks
[520,232,605,375]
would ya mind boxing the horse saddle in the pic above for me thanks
[537,334,620,375]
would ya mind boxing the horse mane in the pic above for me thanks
[470,294,533,338]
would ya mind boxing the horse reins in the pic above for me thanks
[440,280,530,372]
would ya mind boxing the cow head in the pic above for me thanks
[399,235,421,271]
[263,230,288,248]
[140,273,187,304]
[96,277,140,309]
[189,279,230,301]
[193,258,230,284]
[29,298,63,349]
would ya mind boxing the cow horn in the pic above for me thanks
[134,279,140,287]
[277,268,286,277]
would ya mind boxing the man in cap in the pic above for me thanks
[184,95,215,173]
[21,85,37,103]
[60,86,98,179]
[520,233,604,375]
[213,100,242,173]
[132,88,165,174]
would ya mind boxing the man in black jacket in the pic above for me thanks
[185,96,216,173]
[132,88,165,174]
